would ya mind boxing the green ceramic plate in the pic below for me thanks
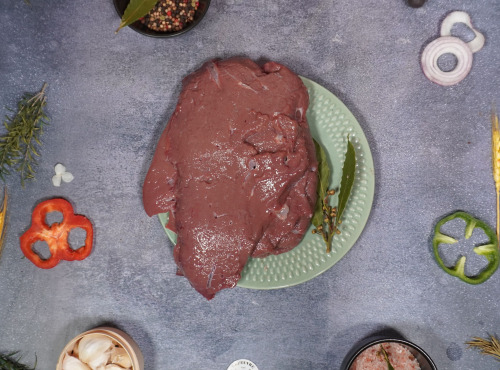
[158,76,375,289]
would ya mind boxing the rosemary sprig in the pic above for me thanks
[466,334,500,361]
[378,345,395,370]
[0,351,36,369]
[0,83,48,187]
[492,107,500,242]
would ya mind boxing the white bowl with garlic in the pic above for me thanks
[56,327,144,370]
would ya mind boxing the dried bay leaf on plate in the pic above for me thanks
[336,138,356,226]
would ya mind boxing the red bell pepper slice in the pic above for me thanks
[20,198,93,269]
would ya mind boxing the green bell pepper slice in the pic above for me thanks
[433,211,499,284]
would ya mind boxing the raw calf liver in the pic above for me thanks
[143,58,318,299]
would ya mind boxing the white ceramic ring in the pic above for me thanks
[440,11,485,53]
[421,36,473,86]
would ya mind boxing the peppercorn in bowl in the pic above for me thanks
[113,0,210,37]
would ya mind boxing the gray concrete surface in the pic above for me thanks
[0,0,499,369]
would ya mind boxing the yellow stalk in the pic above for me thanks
[466,335,500,361]
[492,107,500,244]
[0,188,7,256]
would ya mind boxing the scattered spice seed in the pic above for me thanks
[141,0,199,32]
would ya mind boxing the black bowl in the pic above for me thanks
[113,0,210,37]
[342,337,437,370]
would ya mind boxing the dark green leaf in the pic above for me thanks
[311,139,330,227]
[116,0,158,33]
[0,351,36,369]
[336,137,356,226]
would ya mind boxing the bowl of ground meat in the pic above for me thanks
[343,338,437,370]
[113,0,210,37]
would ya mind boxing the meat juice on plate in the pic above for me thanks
[143,58,318,299]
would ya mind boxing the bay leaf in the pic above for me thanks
[311,138,330,227]
[336,137,356,226]
[115,0,158,34]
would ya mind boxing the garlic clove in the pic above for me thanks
[52,174,62,187]
[73,341,80,358]
[78,335,114,367]
[105,365,129,370]
[55,163,67,175]
[62,172,74,183]
[110,346,132,369]
[88,350,112,370]
[62,353,91,370]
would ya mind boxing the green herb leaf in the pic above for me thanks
[0,83,48,187]
[0,351,36,370]
[379,345,395,370]
[311,139,330,227]
[116,0,158,33]
[336,137,356,227]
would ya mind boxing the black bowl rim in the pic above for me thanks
[343,338,437,370]
[112,0,211,38]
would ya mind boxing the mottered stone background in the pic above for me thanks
[0,0,499,369]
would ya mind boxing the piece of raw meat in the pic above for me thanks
[143,58,318,299]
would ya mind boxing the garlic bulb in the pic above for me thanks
[62,353,91,370]
[78,335,113,368]
[110,346,132,368]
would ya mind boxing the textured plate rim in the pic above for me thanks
[157,76,375,290]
